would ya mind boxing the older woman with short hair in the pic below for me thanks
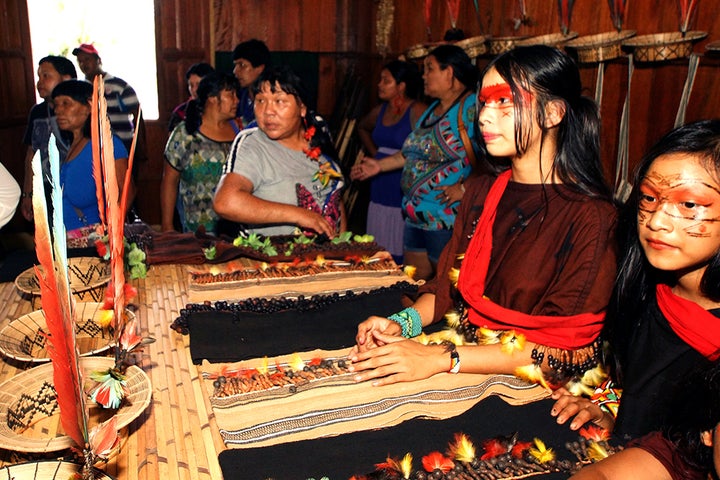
[52,79,128,247]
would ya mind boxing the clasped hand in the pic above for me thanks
[348,316,443,386]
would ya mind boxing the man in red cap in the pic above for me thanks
[72,43,140,153]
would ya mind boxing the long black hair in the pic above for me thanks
[480,45,610,200]
[663,362,720,475]
[427,44,478,92]
[251,65,339,162]
[607,120,720,382]
[184,72,239,135]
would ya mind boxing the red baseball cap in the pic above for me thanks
[72,43,100,57]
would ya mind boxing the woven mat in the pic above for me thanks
[185,283,421,364]
[186,255,409,303]
[202,348,549,450]
[219,397,576,480]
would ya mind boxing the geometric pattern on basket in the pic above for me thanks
[18,319,104,356]
[68,262,109,286]
[634,42,689,62]
[19,328,47,356]
[76,318,103,337]
[72,288,105,302]
[6,381,58,431]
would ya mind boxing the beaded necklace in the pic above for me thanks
[302,125,342,188]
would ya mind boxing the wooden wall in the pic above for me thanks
[1,1,719,228]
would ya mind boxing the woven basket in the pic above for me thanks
[0,460,115,479]
[486,36,529,55]
[455,35,487,58]
[0,356,151,453]
[15,257,110,303]
[0,303,131,363]
[516,32,579,48]
[622,31,707,62]
[404,43,429,60]
[706,40,720,54]
[565,30,637,63]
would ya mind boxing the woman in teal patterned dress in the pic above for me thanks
[352,45,480,280]
[161,72,240,233]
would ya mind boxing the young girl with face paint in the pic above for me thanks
[552,120,720,441]
[349,46,617,387]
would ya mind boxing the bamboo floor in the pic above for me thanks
[0,264,226,480]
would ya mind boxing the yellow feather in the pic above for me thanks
[515,364,551,390]
[448,433,476,463]
[587,441,610,462]
[400,453,413,479]
[529,438,555,464]
[444,309,461,328]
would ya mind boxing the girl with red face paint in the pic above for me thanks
[349,46,616,390]
[553,120,720,443]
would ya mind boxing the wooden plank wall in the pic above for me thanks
[0,0,37,232]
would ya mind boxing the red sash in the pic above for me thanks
[656,284,720,361]
[456,170,604,349]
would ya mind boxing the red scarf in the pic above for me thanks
[456,170,604,349]
[656,284,720,361]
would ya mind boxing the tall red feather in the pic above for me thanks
[31,145,87,448]
[95,78,126,348]
[90,81,106,229]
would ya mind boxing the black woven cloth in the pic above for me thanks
[183,283,429,364]
[218,396,577,480]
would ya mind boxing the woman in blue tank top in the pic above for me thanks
[357,60,426,264]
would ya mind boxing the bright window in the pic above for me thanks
[26,0,159,119]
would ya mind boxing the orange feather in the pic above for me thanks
[31,144,87,448]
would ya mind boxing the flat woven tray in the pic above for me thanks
[0,302,126,363]
[516,32,578,48]
[486,36,529,55]
[455,35,487,58]
[622,31,707,62]
[565,30,637,63]
[0,356,151,453]
[15,257,110,298]
[706,40,720,53]
[0,460,114,479]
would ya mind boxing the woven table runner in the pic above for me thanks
[218,396,577,480]
[201,348,549,449]
[184,283,421,364]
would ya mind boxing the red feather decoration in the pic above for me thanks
[422,451,454,473]
[445,0,461,28]
[425,0,434,40]
[31,145,87,449]
[93,77,126,349]
[480,438,507,460]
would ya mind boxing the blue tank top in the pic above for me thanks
[370,102,415,207]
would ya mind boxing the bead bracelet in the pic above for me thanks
[387,307,422,338]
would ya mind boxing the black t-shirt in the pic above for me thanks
[614,294,717,439]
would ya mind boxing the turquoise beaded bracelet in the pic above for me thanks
[387,307,423,338]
